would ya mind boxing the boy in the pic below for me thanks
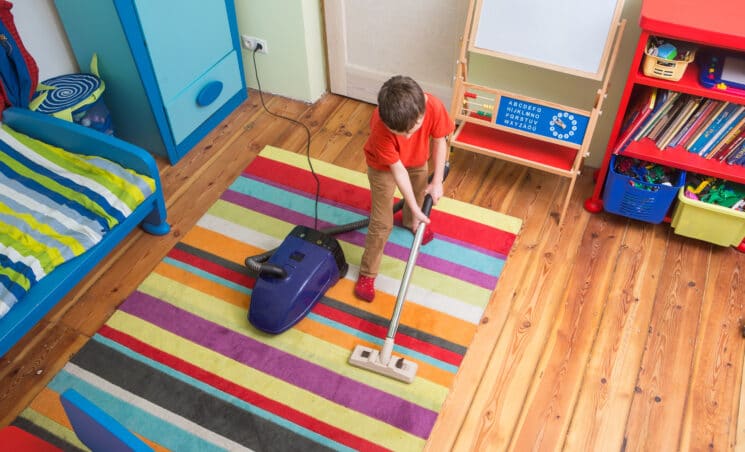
[354,75,454,302]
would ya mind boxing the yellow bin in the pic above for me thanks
[671,188,745,247]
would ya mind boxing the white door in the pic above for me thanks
[324,0,468,107]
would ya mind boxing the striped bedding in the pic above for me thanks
[0,124,155,319]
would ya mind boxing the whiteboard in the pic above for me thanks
[470,0,623,79]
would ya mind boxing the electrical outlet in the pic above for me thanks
[241,34,268,54]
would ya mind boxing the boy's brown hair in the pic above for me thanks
[377,75,425,133]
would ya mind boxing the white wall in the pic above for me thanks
[13,0,327,103]
[235,0,327,102]
[13,0,77,79]
[13,0,644,168]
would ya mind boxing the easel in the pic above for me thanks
[450,0,626,225]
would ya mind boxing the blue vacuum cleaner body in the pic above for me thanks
[249,226,348,334]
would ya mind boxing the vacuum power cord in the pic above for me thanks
[245,163,449,278]
[250,45,321,228]
[245,42,451,279]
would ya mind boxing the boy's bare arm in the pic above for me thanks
[390,160,430,229]
[428,136,448,204]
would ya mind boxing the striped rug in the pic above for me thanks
[13,146,522,451]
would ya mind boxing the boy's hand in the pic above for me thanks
[411,208,431,233]
[427,181,444,204]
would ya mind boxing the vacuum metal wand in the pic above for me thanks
[349,194,433,383]
[379,194,432,364]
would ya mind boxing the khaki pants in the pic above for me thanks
[359,164,429,278]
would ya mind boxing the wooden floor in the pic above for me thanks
[2,90,745,451]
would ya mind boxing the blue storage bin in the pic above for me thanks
[603,155,685,224]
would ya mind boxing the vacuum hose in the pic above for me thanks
[245,162,449,278]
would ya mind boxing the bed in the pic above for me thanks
[0,107,169,357]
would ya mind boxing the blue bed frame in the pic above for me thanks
[0,107,170,357]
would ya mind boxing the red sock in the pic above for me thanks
[354,275,375,302]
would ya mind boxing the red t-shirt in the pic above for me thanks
[364,93,454,171]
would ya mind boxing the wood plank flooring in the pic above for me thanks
[1,90,744,451]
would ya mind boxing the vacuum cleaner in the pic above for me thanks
[245,200,403,334]
[247,225,348,334]
[246,202,378,334]
[348,194,433,383]
[245,165,448,335]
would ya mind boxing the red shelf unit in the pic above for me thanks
[635,61,745,104]
[586,0,745,237]
[621,138,745,184]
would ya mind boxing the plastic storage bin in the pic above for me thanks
[671,188,745,246]
[603,155,685,224]
[642,41,696,82]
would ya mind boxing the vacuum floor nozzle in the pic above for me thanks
[348,344,418,384]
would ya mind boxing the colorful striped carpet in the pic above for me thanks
[13,146,522,451]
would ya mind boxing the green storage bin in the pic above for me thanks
[671,188,745,247]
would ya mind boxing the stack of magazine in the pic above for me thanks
[614,87,745,165]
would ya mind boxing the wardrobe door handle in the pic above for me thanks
[196,80,223,107]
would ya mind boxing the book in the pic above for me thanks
[669,98,717,148]
[633,91,680,141]
[684,100,727,149]
[726,139,745,165]
[717,130,745,162]
[733,147,745,167]
[632,90,671,140]
[613,88,657,154]
[657,96,701,149]
[699,105,745,157]
[649,96,686,141]
[722,129,745,161]
[686,101,732,153]
[710,114,745,160]
[618,87,654,131]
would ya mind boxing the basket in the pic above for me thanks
[642,45,695,82]
[671,188,745,247]
[603,155,685,224]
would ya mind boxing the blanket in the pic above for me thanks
[0,125,155,318]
